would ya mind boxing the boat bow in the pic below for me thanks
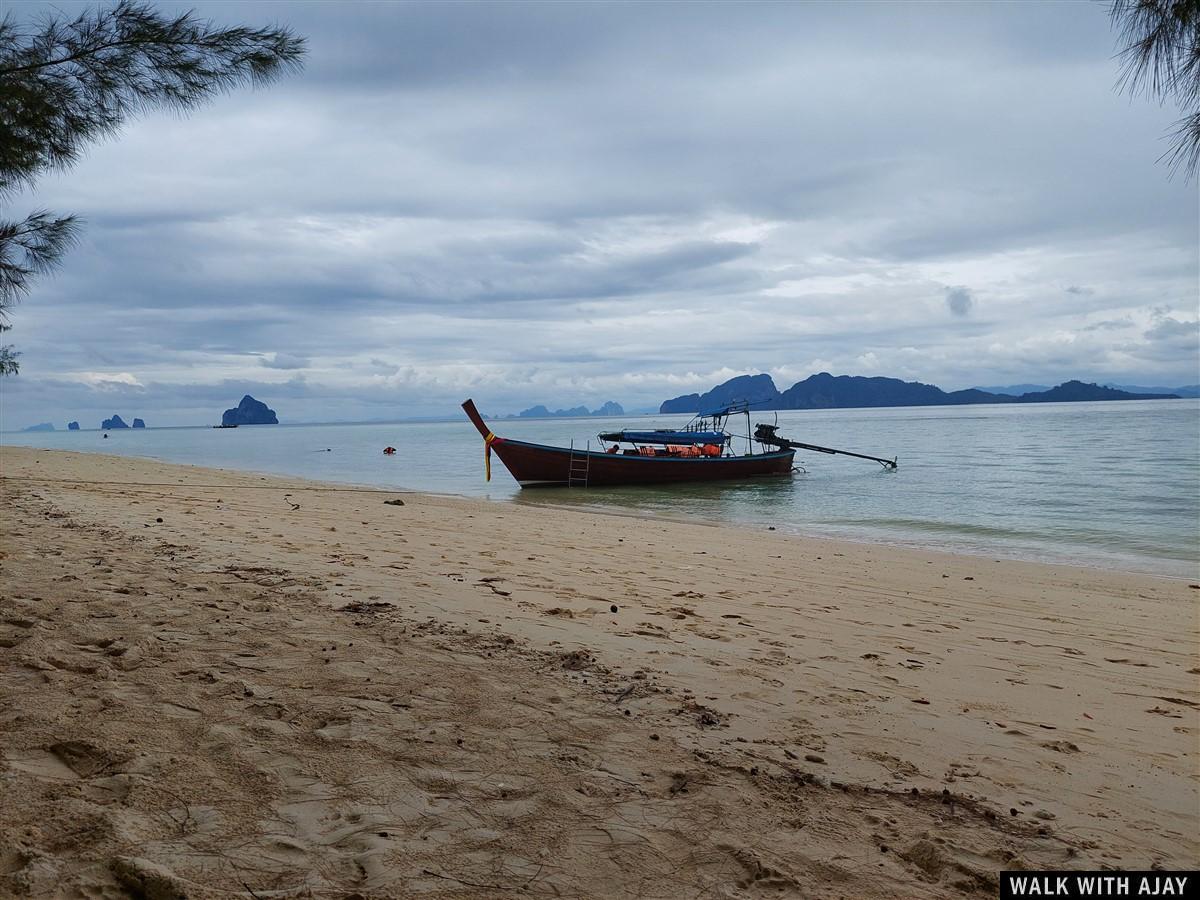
[462,399,504,481]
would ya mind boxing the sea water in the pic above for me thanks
[4,400,1198,577]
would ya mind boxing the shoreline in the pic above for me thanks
[5,440,1197,579]
[2,446,1197,895]
[516,494,1200,582]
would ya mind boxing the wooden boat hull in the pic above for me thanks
[492,438,794,487]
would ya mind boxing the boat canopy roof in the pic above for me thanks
[698,398,774,417]
[597,429,729,446]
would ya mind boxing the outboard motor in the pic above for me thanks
[754,423,897,470]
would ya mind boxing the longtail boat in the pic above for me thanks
[461,398,895,489]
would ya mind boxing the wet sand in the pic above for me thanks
[1,446,1196,897]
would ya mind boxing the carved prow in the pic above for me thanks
[461,399,493,439]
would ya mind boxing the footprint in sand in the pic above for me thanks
[1104,658,1155,667]
[1040,740,1080,753]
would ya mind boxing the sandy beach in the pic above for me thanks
[1,446,1196,897]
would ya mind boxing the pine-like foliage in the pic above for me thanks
[0,323,18,376]
[1111,0,1200,179]
[0,1,305,372]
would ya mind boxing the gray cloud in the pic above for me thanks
[1145,315,1200,345]
[1,1,1197,428]
[945,286,975,317]
[366,358,400,375]
[261,352,310,370]
[1082,317,1134,332]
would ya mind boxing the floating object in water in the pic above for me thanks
[383,446,397,455]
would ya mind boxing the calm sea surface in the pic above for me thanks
[4,400,1198,577]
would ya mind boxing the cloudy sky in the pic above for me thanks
[3,0,1197,427]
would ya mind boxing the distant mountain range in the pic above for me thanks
[976,383,1200,398]
[514,401,624,418]
[971,384,1053,396]
[660,373,1184,414]
[1109,384,1200,398]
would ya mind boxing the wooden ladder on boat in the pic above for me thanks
[567,442,591,488]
